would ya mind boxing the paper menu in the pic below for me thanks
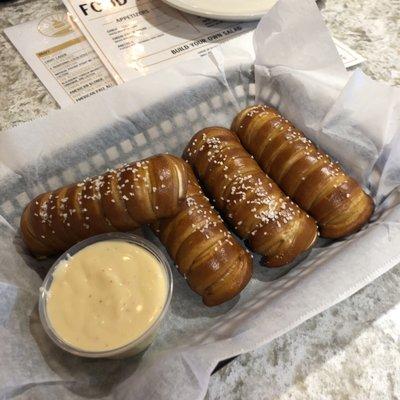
[333,38,365,68]
[63,0,257,83]
[4,12,116,107]
[4,4,365,108]
[4,4,365,109]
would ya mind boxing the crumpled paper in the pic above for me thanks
[253,0,400,202]
[1,0,400,399]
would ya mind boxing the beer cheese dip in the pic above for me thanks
[46,240,168,352]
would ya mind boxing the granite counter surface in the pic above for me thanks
[1,0,399,399]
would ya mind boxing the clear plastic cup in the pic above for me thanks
[38,232,173,359]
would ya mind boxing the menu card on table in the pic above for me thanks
[4,12,116,107]
[62,0,257,83]
[5,2,365,107]
[333,38,365,68]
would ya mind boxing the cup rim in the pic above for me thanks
[38,232,173,358]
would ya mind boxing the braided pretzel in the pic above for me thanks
[232,105,374,238]
[153,167,252,306]
[184,127,318,267]
[21,154,188,257]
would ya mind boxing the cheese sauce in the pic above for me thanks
[46,240,168,352]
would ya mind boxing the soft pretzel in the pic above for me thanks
[20,154,188,257]
[152,167,252,306]
[231,105,374,238]
[184,127,318,267]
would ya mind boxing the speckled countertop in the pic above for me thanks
[1,0,400,399]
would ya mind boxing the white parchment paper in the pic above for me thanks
[1,0,400,399]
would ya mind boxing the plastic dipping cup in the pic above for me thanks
[39,232,173,358]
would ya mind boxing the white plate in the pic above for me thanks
[160,0,278,21]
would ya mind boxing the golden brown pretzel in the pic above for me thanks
[183,127,318,267]
[152,167,252,306]
[231,105,374,238]
[20,154,188,257]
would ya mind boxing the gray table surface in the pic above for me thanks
[1,0,400,399]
